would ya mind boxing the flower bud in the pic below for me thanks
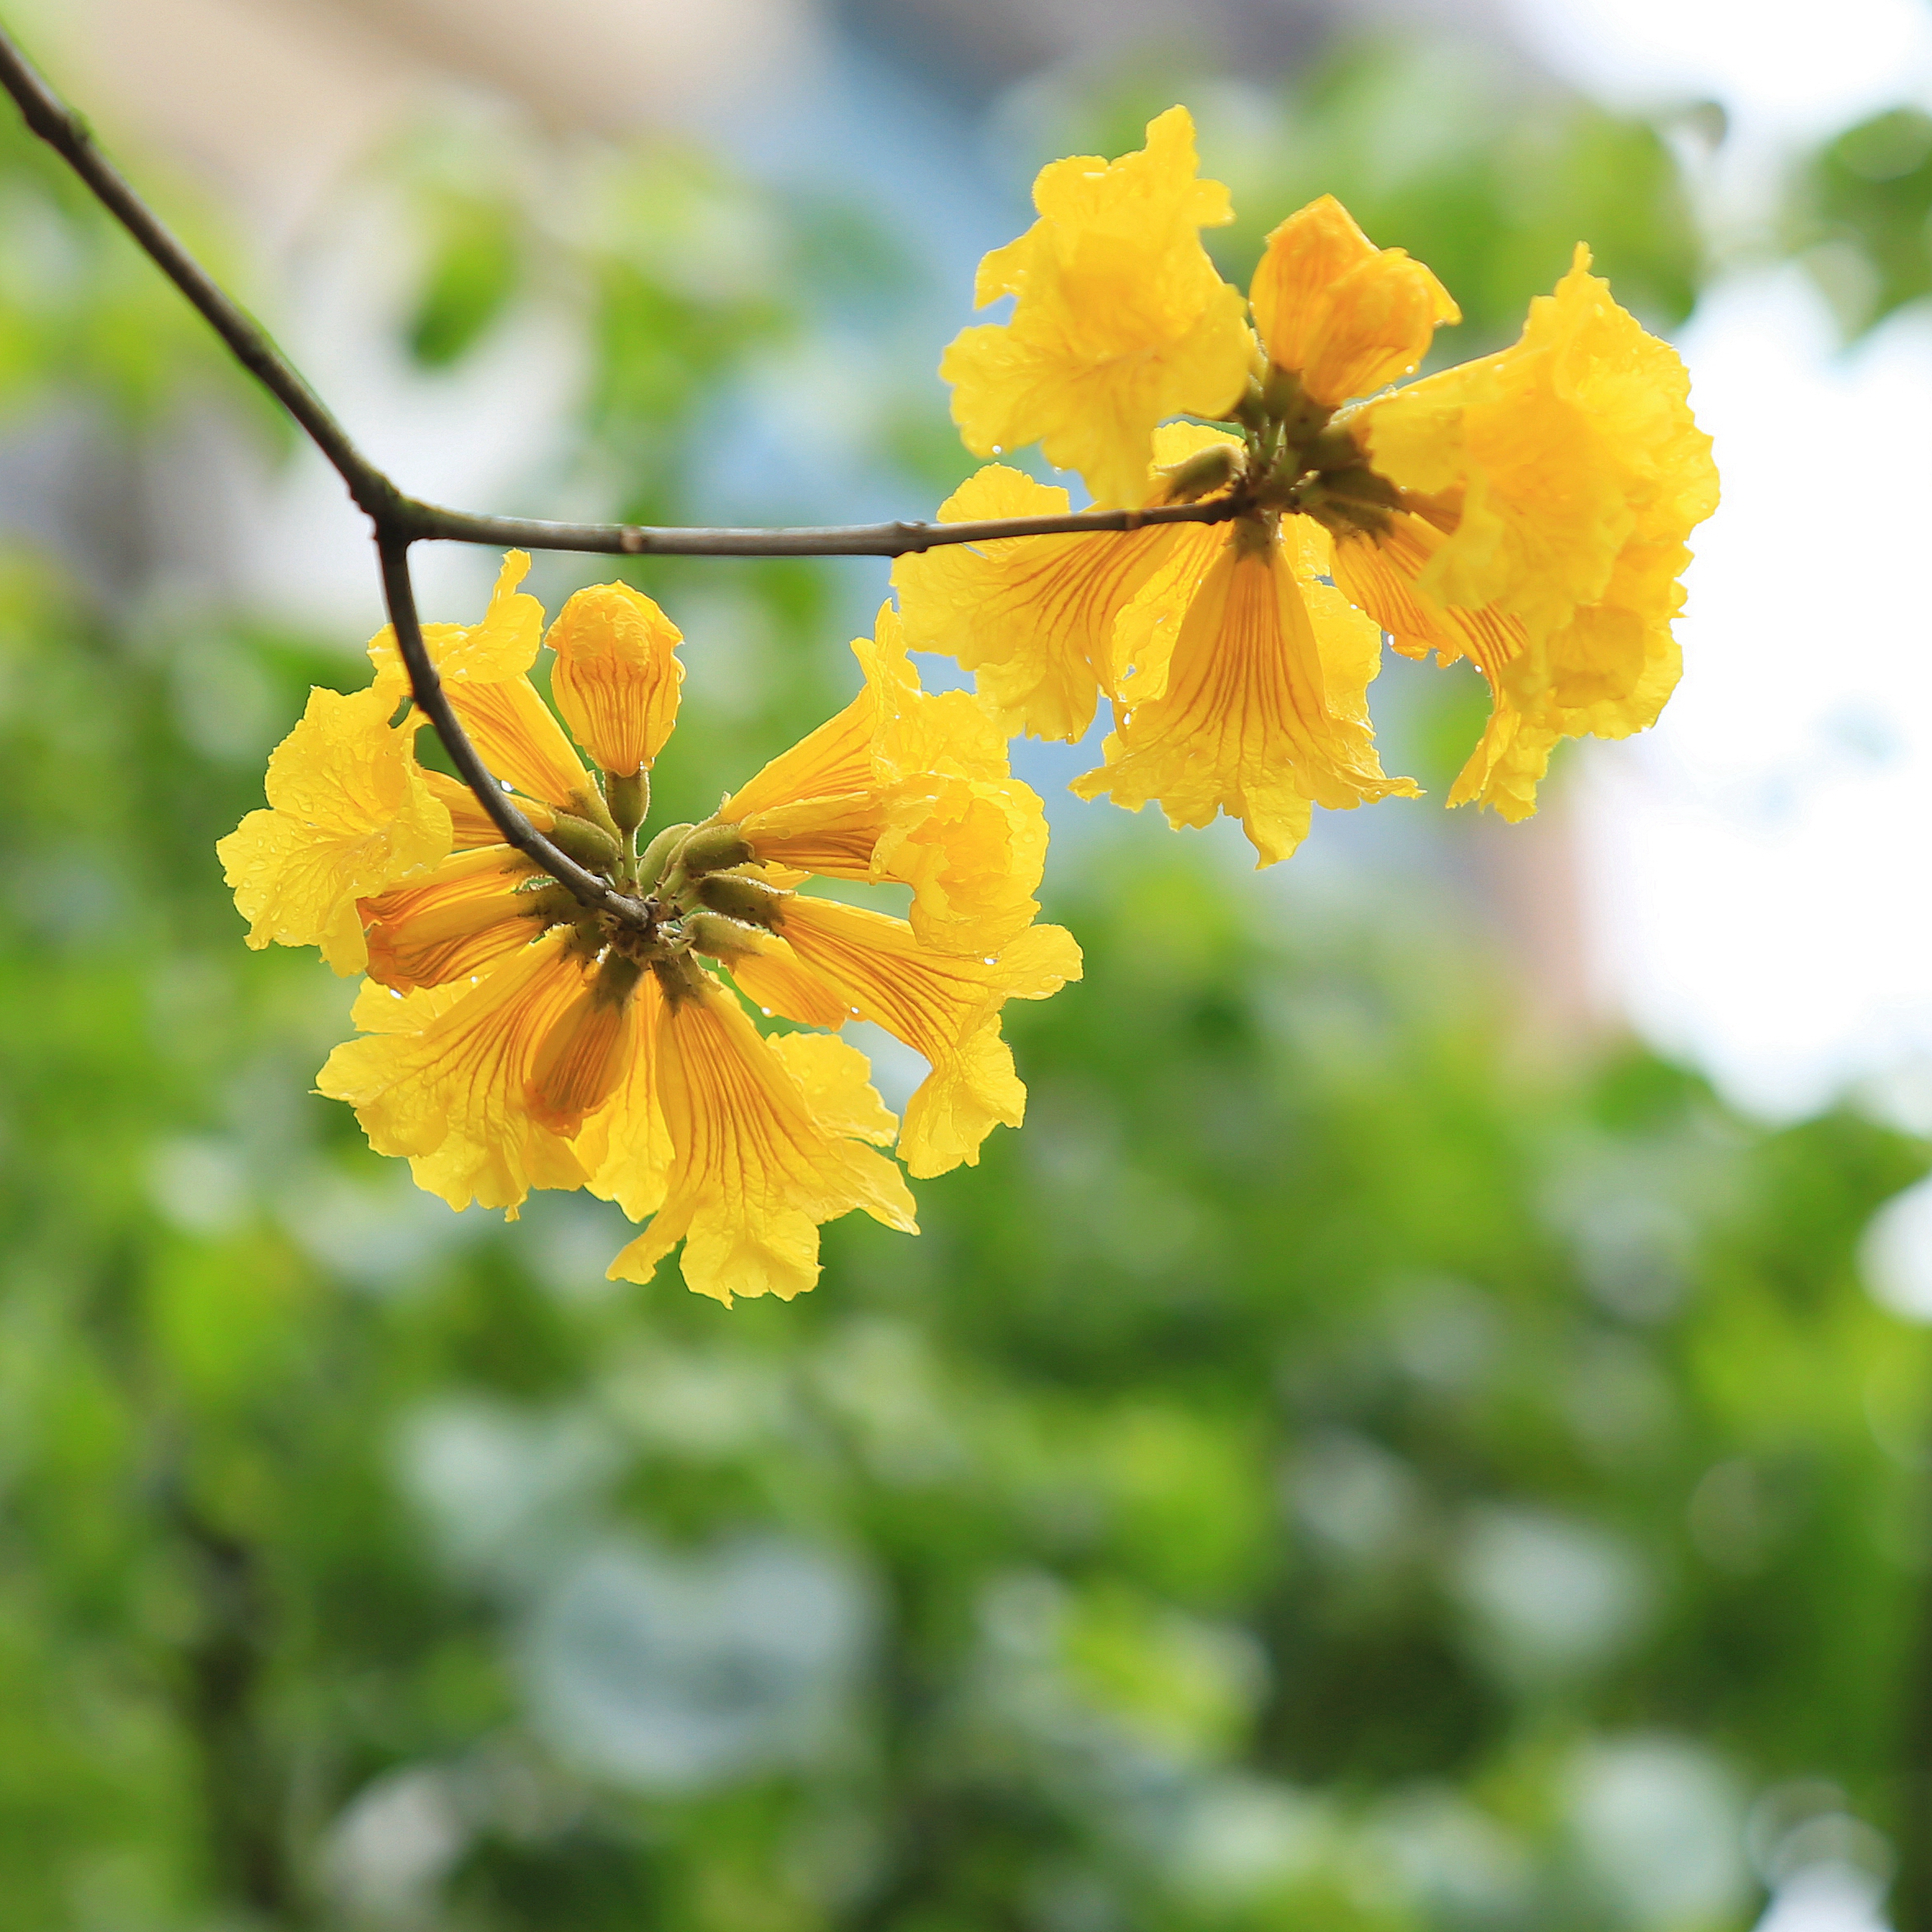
[693,871,789,928]
[546,582,684,779]
[545,811,623,875]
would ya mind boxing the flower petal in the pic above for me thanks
[367,550,544,691]
[216,686,452,974]
[361,845,548,991]
[772,897,1081,1179]
[893,463,1190,740]
[316,929,591,1211]
[1075,532,1416,866]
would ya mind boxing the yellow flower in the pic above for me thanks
[940,105,1255,510]
[241,558,1078,1304]
[1072,512,1418,865]
[731,897,1082,1178]
[1249,195,1458,407]
[914,156,1716,838]
[216,684,452,975]
[318,933,594,1212]
[892,461,1191,741]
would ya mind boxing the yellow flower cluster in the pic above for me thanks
[899,107,1718,857]
[220,107,1716,1306]
[218,556,1078,1303]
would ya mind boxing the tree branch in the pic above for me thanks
[0,17,1239,925]
[0,21,1239,561]
[398,497,1241,557]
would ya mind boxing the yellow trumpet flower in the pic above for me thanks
[223,559,1080,1303]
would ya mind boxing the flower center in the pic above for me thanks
[1171,366,1404,539]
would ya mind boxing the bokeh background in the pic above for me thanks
[2,0,1931,1927]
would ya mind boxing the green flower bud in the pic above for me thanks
[1158,442,1241,504]
[683,910,761,961]
[592,950,645,1007]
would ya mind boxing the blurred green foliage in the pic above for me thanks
[1792,106,1932,339]
[0,30,1922,1932]
[0,105,246,425]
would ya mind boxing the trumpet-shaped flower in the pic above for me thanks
[1072,516,1418,865]
[940,106,1255,509]
[607,982,916,1305]
[229,563,1078,1304]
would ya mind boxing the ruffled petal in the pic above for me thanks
[1357,247,1716,642]
[1339,250,1715,816]
[216,686,452,974]
[316,930,591,1211]
[892,463,1192,739]
[872,775,1048,956]
[768,1031,899,1146]
[367,551,544,692]
[941,106,1255,509]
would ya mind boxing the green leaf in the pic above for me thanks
[406,195,522,368]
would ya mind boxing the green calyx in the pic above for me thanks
[605,769,649,839]
[546,811,625,875]
[692,871,787,929]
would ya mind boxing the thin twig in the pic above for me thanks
[0,17,1238,925]
[398,498,1238,557]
